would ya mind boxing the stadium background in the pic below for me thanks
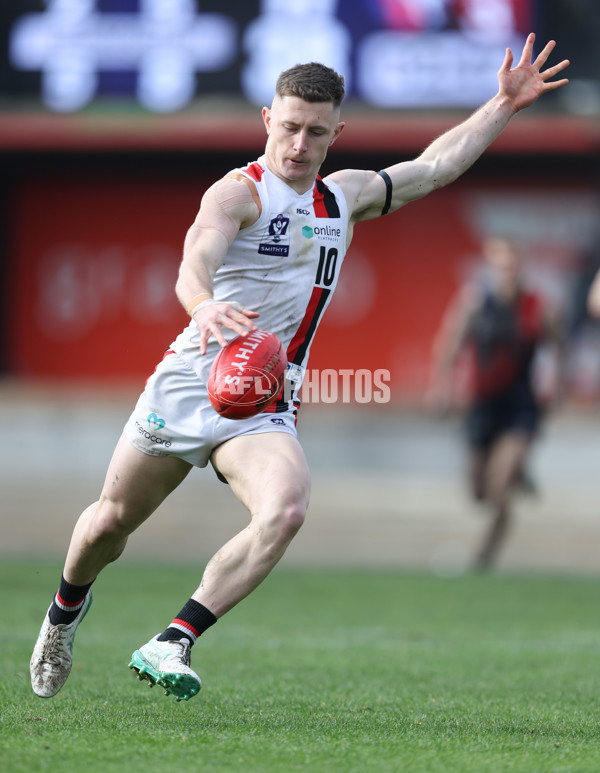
[1,0,599,573]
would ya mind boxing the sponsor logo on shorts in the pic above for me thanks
[147,412,165,430]
[134,418,172,447]
[270,417,285,425]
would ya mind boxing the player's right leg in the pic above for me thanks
[467,446,488,502]
[474,430,531,570]
[30,434,192,698]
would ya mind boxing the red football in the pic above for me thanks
[207,329,287,420]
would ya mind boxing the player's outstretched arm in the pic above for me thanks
[176,178,261,354]
[344,33,569,223]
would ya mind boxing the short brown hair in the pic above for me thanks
[275,63,345,108]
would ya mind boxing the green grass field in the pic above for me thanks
[1,560,599,773]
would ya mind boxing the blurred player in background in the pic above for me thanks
[587,267,600,318]
[30,35,569,701]
[428,237,565,570]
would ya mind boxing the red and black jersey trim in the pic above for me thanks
[263,399,295,414]
[243,162,265,182]
[266,174,340,413]
[265,286,332,413]
[313,176,340,218]
[287,286,331,366]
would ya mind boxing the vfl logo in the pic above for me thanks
[268,214,289,242]
[259,212,290,257]
[147,413,166,431]
[269,213,290,242]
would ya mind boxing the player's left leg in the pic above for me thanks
[194,430,310,616]
[131,431,310,700]
[474,430,531,570]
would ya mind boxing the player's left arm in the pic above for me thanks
[334,34,569,224]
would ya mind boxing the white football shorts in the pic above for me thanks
[123,350,297,471]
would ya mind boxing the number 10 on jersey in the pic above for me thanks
[315,246,338,288]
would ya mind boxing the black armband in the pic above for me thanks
[377,169,393,216]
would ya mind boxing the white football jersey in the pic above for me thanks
[171,155,349,410]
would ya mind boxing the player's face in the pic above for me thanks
[262,95,345,192]
[484,239,521,296]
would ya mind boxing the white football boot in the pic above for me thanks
[30,591,93,698]
[129,635,201,701]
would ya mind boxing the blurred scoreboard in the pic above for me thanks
[1,0,532,114]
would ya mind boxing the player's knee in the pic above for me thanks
[280,500,306,536]
[88,497,134,543]
[261,498,306,546]
[486,478,510,507]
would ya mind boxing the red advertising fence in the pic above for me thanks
[8,172,598,402]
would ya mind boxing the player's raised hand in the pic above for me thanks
[498,33,569,113]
